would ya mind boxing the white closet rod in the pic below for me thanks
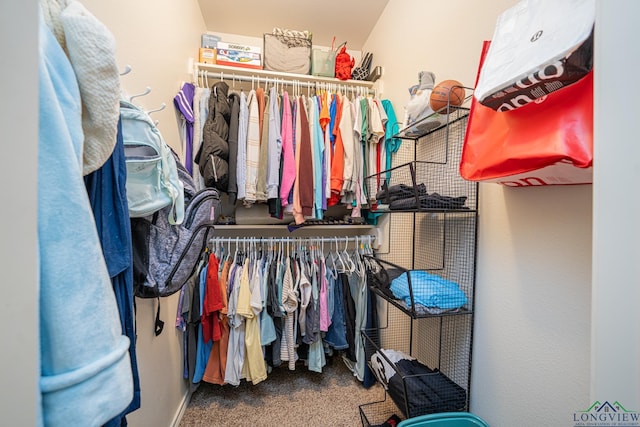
[200,70,376,95]
[208,235,373,245]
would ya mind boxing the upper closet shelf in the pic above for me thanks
[192,61,377,93]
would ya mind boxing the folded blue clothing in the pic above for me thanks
[389,271,468,309]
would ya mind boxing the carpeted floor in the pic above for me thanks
[179,356,385,427]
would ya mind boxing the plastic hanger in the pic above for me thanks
[233,237,239,265]
[332,237,346,273]
[129,86,151,102]
[328,239,337,272]
[119,64,132,76]
[341,238,356,273]
[147,102,166,115]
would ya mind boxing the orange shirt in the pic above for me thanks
[329,94,345,206]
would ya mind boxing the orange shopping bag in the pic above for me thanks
[460,41,593,186]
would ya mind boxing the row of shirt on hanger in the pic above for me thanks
[174,81,402,224]
[175,238,379,388]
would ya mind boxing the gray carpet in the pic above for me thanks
[179,356,384,426]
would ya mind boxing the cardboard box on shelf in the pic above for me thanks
[215,41,262,69]
[201,33,220,49]
[199,48,216,64]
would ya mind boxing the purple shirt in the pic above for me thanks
[174,82,195,175]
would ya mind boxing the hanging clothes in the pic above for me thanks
[279,91,295,211]
[193,264,213,384]
[38,15,133,426]
[178,235,375,387]
[267,86,283,207]
[84,117,141,426]
[190,77,400,225]
[280,256,299,370]
[265,249,285,368]
[181,269,200,392]
[227,92,241,205]
[174,82,195,175]
[292,97,305,223]
[237,259,267,385]
[198,81,231,192]
[192,86,211,189]
[224,260,245,386]
[382,99,401,175]
[259,251,277,346]
[320,92,332,211]
[306,256,326,373]
[202,255,231,385]
[202,252,223,343]
[310,96,325,219]
[255,87,269,202]
[328,93,343,207]
[244,89,260,205]
[319,254,331,332]
[236,92,248,203]
[298,97,314,219]
[325,262,349,350]
[351,253,368,382]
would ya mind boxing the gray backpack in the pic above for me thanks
[131,155,220,334]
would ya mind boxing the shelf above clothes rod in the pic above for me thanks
[192,61,378,94]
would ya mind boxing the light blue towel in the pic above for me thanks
[38,15,133,427]
[390,271,468,310]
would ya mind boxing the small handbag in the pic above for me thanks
[352,52,373,80]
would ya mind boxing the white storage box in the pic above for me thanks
[215,41,262,69]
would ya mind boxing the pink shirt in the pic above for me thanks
[279,92,295,207]
[319,257,331,332]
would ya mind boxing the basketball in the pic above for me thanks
[430,80,466,114]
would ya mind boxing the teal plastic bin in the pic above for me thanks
[397,412,489,427]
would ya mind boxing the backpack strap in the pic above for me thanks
[154,297,165,336]
[155,119,185,225]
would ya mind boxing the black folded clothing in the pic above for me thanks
[389,193,467,210]
[375,183,427,203]
[388,359,467,418]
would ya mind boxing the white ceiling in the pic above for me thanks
[197,0,389,50]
